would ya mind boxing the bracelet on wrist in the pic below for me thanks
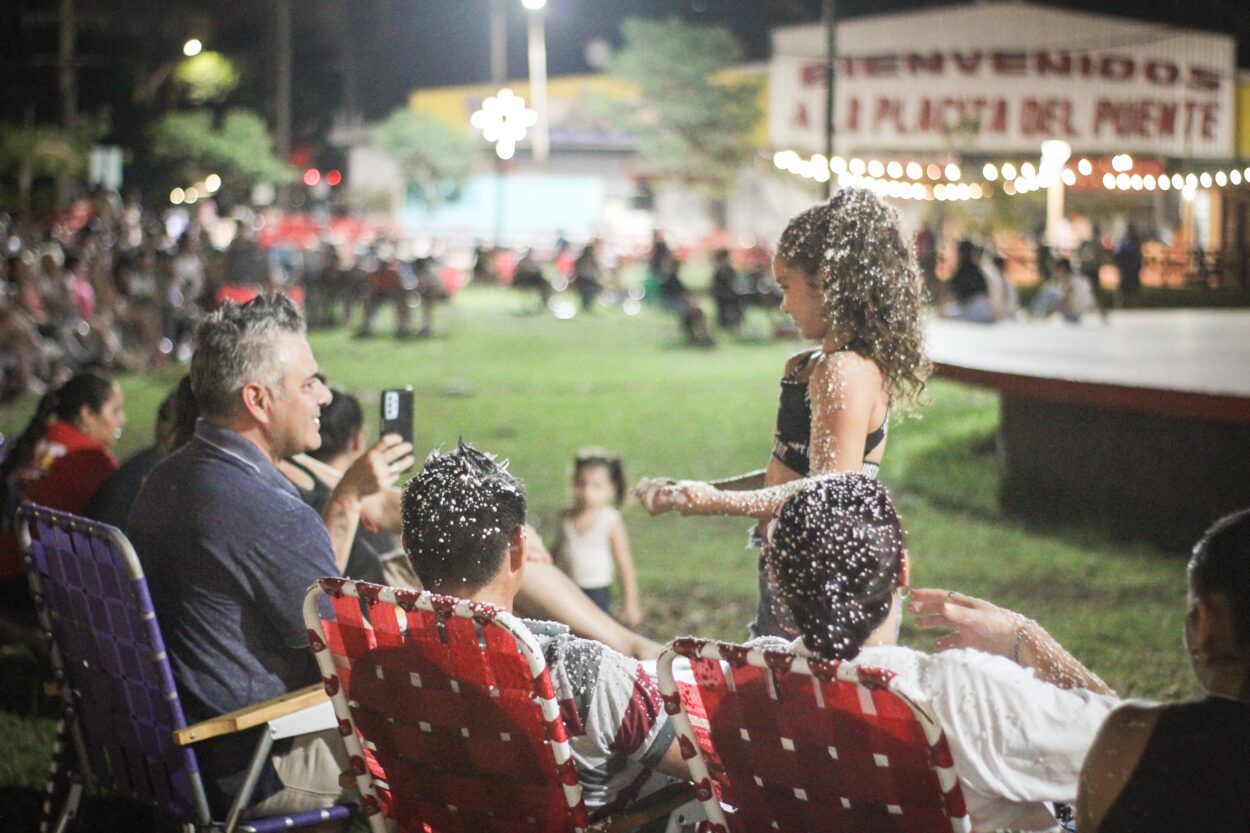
[1011,620,1033,665]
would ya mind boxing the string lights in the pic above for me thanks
[772,148,1249,203]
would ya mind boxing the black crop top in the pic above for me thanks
[1098,697,1250,833]
[286,459,389,584]
[772,349,887,476]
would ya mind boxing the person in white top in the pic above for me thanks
[762,473,1118,832]
[553,448,643,627]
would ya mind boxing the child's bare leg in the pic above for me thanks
[516,563,662,660]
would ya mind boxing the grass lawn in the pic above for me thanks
[0,287,1198,824]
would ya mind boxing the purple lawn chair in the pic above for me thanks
[17,502,356,833]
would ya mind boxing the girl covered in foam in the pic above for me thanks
[635,188,929,637]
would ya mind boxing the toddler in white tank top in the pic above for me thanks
[553,449,643,627]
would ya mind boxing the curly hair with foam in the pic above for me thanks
[776,188,931,414]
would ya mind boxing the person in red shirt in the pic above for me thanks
[0,371,126,600]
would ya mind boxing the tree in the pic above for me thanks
[605,17,763,197]
[173,51,241,105]
[371,109,473,206]
[150,108,293,188]
[0,112,109,211]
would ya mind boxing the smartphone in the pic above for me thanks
[380,387,415,450]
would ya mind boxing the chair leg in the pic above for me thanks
[47,782,83,833]
[41,718,82,833]
[222,730,274,833]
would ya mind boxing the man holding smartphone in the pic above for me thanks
[129,293,413,819]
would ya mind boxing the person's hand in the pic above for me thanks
[522,523,553,565]
[621,601,644,629]
[908,588,1028,657]
[335,434,415,501]
[634,477,676,515]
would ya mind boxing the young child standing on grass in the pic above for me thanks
[554,448,643,627]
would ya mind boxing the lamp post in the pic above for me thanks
[1040,140,1072,248]
[823,0,836,199]
[471,88,538,161]
[522,0,549,164]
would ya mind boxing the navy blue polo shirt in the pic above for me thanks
[128,419,339,814]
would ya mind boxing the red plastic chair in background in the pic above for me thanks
[656,637,971,833]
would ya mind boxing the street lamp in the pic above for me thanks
[522,0,550,164]
[471,88,538,161]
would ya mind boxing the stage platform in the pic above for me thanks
[926,310,1250,549]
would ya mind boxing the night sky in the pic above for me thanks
[2,0,1247,154]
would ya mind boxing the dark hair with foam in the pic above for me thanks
[401,440,527,594]
[310,386,363,463]
[574,447,626,506]
[767,473,905,660]
[1189,508,1250,652]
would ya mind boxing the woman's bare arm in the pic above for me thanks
[909,588,1116,695]
[709,469,767,490]
[1077,703,1160,831]
[647,353,883,519]
[292,450,406,535]
[289,437,413,570]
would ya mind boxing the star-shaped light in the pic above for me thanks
[470,88,538,161]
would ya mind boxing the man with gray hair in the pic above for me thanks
[129,293,412,819]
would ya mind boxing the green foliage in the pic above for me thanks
[173,51,241,104]
[150,108,293,186]
[606,17,762,195]
[0,124,82,179]
[371,109,474,206]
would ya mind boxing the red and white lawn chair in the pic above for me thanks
[656,637,971,833]
[304,578,690,833]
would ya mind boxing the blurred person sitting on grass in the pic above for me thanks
[1030,257,1107,323]
[85,375,192,529]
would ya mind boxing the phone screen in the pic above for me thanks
[380,387,415,449]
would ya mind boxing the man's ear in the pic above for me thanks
[1191,595,1230,656]
[508,525,527,574]
[240,381,271,424]
[350,427,367,455]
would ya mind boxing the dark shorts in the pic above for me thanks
[580,585,612,615]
